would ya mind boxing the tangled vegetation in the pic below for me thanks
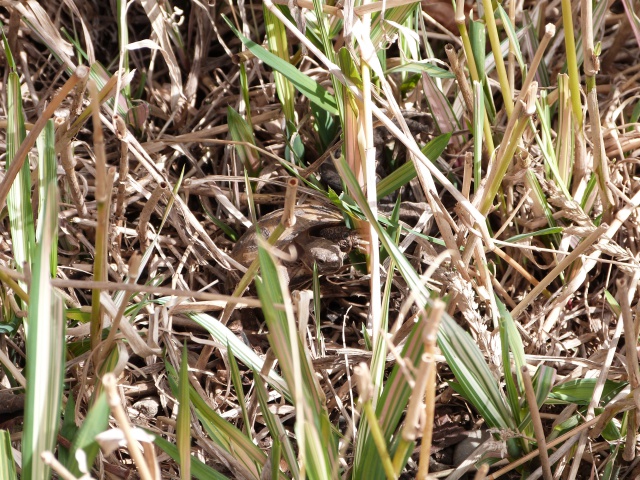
[1,0,640,478]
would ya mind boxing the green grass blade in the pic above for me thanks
[556,73,574,187]
[518,365,557,432]
[193,412,261,479]
[369,204,402,400]
[497,299,529,454]
[311,0,339,65]
[386,61,454,78]
[263,4,304,163]
[6,71,35,278]
[310,100,339,150]
[353,315,426,479]
[370,3,420,47]
[22,181,65,480]
[180,309,289,400]
[239,60,252,123]
[531,111,570,199]
[376,133,451,199]
[263,5,295,124]
[422,72,462,135]
[526,171,561,247]
[224,15,338,115]
[628,98,640,127]
[621,0,640,46]
[560,0,583,125]
[227,346,252,440]
[57,396,77,469]
[469,19,496,122]
[334,154,430,306]
[36,120,57,275]
[580,173,598,211]
[310,0,344,121]
[473,81,485,192]
[227,106,259,174]
[547,379,627,406]
[255,249,315,408]
[254,375,299,478]
[1,25,16,69]
[0,430,17,480]
[300,419,334,480]
[532,366,557,408]
[496,4,526,72]
[601,445,621,480]
[166,362,266,478]
[498,299,527,401]
[440,316,515,431]
[269,440,282,480]
[255,245,337,478]
[177,344,192,480]
[65,392,110,477]
[522,14,551,88]
[116,0,130,97]
[503,227,564,243]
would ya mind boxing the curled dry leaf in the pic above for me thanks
[95,428,156,456]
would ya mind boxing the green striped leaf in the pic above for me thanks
[22,177,65,480]
[0,430,17,480]
[224,15,338,115]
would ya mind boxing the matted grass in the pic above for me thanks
[1,0,640,479]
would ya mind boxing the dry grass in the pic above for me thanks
[1,0,640,479]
